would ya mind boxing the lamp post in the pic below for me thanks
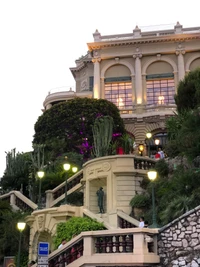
[138,144,144,156]
[146,132,152,157]
[155,138,160,150]
[17,222,26,267]
[63,163,78,204]
[147,170,158,228]
[37,171,45,209]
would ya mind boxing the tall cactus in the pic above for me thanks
[92,116,114,157]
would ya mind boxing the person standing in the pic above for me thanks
[58,238,66,249]
[158,148,165,159]
[139,216,145,228]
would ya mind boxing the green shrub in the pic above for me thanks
[130,194,150,208]
[53,216,105,249]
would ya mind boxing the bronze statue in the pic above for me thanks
[96,187,104,213]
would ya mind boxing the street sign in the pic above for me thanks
[38,242,49,256]
[38,256,48,264]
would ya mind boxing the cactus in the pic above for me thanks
[92,116,114,157]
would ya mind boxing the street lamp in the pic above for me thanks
[147,170,158,228]
[17,222,26,267]
[37,170,45,209]
[63,163,78,204]
[146,132,152,157]
[155,138,160,150]
[138,144,144,156]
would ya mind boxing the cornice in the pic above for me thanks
[87,33,200,51]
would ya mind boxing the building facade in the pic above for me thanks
[43,22,200,153]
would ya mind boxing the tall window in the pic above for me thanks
[104,77,132,110]
[146,74,175,105]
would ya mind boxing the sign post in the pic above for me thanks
[38,242,49,267]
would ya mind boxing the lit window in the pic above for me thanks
[105,82,132,110]
[146,75,175,105]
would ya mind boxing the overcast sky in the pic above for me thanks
[0,0,199,177]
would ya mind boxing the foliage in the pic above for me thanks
[0,204,30,266]
[175,68,200,113]
[155,159,169,178]
[119,133,134,154]
[92,116,114,157]
[159,196,193,225]
[1,150,32,197]
[145,163,200,226]
[33,98,125,160]
[130,194,151,208]
[53,216,105,249]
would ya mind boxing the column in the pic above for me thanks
[176,45,185,81]
[100,77,105,99]
[92,57,101,99]
[133,49,143,104]
[142,74,147,104]
[131,74,136,105]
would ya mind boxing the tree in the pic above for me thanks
[0,202,30,266]
[33,98,125,160]
[175,68,200,113]
[1,150,32,197]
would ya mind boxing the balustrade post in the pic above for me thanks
[10,193,16,206]
[45,190,53,208]
[133,232,149,255]
[83,236,94,256]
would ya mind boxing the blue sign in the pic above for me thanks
[38,242,49,256]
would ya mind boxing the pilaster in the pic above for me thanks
[92,52,101,99]
[133,48,143,105]
[176,43,185,81]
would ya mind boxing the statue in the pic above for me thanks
[96,187,104,213]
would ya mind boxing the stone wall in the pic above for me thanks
[158,205,200,266]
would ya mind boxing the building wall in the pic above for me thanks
[43,24,200,152]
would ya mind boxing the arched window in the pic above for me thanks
[146,62,175,106]
[104,65,132,112]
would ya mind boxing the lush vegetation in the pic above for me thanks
[175,68,200,113]
[33,98,125,160]
[53,217,105,249]
[0,200,30,267]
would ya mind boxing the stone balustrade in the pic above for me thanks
[48,228,159,267]
[0,190,37,211]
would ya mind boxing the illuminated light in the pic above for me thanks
[155,139,160,146]
[158,96,164,105]
[147,170,157,181]
[137,98,142,104]
[146,132,152,139]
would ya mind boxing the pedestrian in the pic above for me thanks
[144,221,149,228]
[158,148,165,159]
[139,216,145,228]
[58,238,66,249]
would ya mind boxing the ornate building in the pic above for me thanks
[43,22,200,153]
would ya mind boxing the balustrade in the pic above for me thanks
[48,229,159,266]
[134,157,155,170]
[52,171,83,200]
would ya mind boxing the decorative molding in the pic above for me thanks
[92,57,101,63]
[101,59,135,77]
[142,55,178,74]
[175,43,185,55]
[185,53,200,71]
[87,162,111,176]
[133,47,142,59]
[37,214,45,232]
